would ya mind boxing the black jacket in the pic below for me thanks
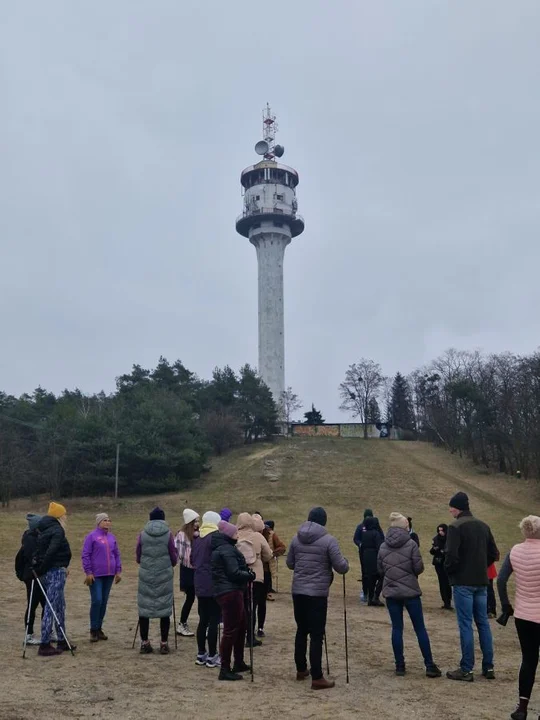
[211,532,253,597]
[359,518,383,576]
[21,529,40,581]
[430,532,447,567]
[445,511,498,587]
[36,516,72,575]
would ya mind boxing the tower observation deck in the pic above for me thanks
[235,105,305,405]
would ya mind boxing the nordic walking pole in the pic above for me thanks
[276,557,279,593]
[22,579,35,659]
[131,619,140,649]
[343,575,350,684]
[172,594,178,650]
[324,632,330,675]
[249,581,254,683]
[32,571,75,656]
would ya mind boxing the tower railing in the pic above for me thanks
[236,208,304,224]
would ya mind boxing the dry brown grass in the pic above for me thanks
[0,438,535,719]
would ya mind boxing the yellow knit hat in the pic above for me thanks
[48,501,67,519]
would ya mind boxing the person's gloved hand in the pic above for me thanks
[247,570,256,582]
[84,574,95,586]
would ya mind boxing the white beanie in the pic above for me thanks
[183,508,199,525]
[389,512,409,530]
[202,511,221,526]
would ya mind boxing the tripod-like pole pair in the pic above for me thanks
[22,572,75,659]
[322,575,350,684]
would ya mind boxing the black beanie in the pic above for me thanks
[149,506,165,521]
[308,507,327,527]
[449,492,470,513]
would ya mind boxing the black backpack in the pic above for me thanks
[15,546,25,581]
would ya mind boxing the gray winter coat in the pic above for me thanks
[377,527,424,599]
[137,520,175,618]
[287,521,349,597]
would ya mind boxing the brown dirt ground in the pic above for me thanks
[0,438,536,720]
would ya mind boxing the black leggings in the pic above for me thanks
[139,616,170,643]
[196,596,220,656]
[435,563,452,607]
[25,578,45,634]
[180,586,196,624]
[516,618,540,699]
[245,583,266,635]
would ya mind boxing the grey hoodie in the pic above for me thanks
[377,526,424,599]
[287,521,349,597]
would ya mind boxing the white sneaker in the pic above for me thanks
[24,634,41,646]
[206,654,221,668]
[177,622,194,637]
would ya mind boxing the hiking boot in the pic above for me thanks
[426,664,442,678]
[296,669,310,681]
[510,710,527,720]
[442,604,454,611]
[24,633,40,646]
[246,637,262,647]
[90,630,99,643]
[267,593,275,601]
[206,654,221,668]
[38,643,63,657]
[140,641,153,654]
[56,640,76,652]
[232,661,251,673]
[372,599,385,607]
[176,622,194,637]
[159,642,170,655]
[311,676,335,690]
[446,668,474,682]
[97,629,108,641]
[257,628,265,638]
[395,665,406,676]
[482,667,495,680]
[195,652,208,666]
[219,669,243,681]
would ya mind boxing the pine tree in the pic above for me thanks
[304,404,324,425]
[389,372,415,430]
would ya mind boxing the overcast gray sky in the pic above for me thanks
[2,1,539,420]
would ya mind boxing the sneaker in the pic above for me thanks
[232,661,251,673]
[257,628,265,638]
[446,668,474,682]
[482,668,495,680]
[90,630,99,643]
[195,652,208,666]
[219,669,243,681]
[442,604,454,611]
[311,676,335,690]
[140,641,153,654]
[177,622,195,637]
[360,592,366,603]
[426,664,442,678]
[296,669,310,681]
[510,710,527,720]
[24,634,41,646]
[206,654,221,668]
[159,642,170,655]
[56,640,77,652]
[97,629,108,641]
[38,643,63,657]
[395,665,406,676]
[267,593,275,601]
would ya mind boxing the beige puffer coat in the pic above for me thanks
[236,513,272,583]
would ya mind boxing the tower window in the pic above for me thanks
[276,194,284,201]
[255,195,260,200]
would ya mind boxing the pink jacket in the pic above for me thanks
[510,539,540,623]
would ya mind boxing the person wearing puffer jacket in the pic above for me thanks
[287,507,349,690]
[236,512,272,647]
[378,512,441,678]
[191,510,222,669]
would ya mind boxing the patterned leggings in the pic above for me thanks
[40,568,67,644]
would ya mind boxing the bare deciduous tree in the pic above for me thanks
[339,359,386,438]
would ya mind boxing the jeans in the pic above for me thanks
[196,596,220,656]
[40,568,67,644]
[515,618,540,699]
[453,585,494,672]
[24,578,45,635]
[89,575,114,630]
[293,594,328,680]
[386,596,434,668]
[217,590,246,671]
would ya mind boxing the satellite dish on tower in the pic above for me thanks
[274,145,285,158]
[255,140,269,156]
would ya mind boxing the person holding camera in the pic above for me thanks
[81,513,122,643]
[211,520,255,681]
[498,515,540,720]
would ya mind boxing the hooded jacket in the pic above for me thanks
[287,521,349,597]
[191,519,219,598]
[136,519,178,618]
[236,512,272,583]
[353,515,385,550]
[359,517,383,576]
[36,515,72,575]
[81,528,122,577]
[19,529,40,581]
[211,532,253,597]
[377,527,424,599]
[430,525,448,567]
[444,511,499,587]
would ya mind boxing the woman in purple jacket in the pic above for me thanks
[81,513,122,642]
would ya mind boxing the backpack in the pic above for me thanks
[236,537,257,568]
[15,546,25,581]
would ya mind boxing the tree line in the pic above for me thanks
[0,359,277,504]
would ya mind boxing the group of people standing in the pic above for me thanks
[15,493,540,716]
